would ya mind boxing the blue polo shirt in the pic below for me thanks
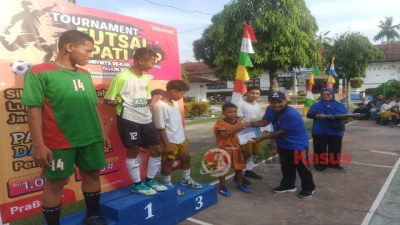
[262,106,309,150]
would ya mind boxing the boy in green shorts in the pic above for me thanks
[104,48,167,195]
[21,30,110,225]
[153,80,202,189]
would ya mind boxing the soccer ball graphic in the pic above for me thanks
[200,148,231,177]
[10,60,30,76]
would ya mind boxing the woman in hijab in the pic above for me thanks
[307,88,347,171]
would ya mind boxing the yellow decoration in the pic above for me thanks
[235,65,250,81]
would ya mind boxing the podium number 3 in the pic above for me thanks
[145,202,155,219]
[195,196,203,210]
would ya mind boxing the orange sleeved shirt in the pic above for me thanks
[213,119,242,150]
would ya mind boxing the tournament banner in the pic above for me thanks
[0,0,180,223]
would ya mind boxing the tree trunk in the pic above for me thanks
[345,78,350,113]
[293,71,298,105]
[269,70,279,91]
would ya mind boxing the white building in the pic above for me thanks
[362,43,400,90]
[182,62,299,102]
[183,43,400,102]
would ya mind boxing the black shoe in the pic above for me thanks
[244,170,263,179]
[314,165,327,171]
[272,186,296,193]
[234,174,252,185]
[83,215,108,225]
[297,189,315,199]
[328,164,344,169]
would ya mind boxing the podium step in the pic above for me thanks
[60,183,217,225]
[176,184,217,223]
[100,186,178,225]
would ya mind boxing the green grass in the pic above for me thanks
[12,120,313,225]
[185,117,219,126]
[305,119,313,138]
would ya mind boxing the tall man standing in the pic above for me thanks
[249,91,315,199]
[22,30,110,225]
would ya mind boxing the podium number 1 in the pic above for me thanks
[145,202,155,219]
[195,196,203,210]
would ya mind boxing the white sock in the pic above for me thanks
[161,175,171,185]
[125,158,141,183]
[147,156,161,179]
[136,153,144,165]
[246,155,255,171]
[182,169,190,180]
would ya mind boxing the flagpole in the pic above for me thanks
[231,23,256,105]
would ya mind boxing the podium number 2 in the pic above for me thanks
[145,202,154,219]
[195,196,203,210]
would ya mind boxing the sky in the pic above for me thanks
[76,0,400,63]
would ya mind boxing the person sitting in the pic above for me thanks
[368,94,384,119]
[353,103,369,120]
[379,98,399,126]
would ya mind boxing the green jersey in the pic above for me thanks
[105,69,152,124]
[21,63,103,149]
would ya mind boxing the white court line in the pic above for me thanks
[361,157,400,225]
[351,162,393,169]
[187,217,214,225]
[370,150,399,156]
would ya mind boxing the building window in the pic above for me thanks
[200,84,204,88]
[246,78,260,87]
[278,77,293,87]
[206,82,227,89]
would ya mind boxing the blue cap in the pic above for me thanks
[268,91,286,101]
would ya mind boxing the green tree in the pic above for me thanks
[370,79,400,98]
[329,32,383,110]
[374,17,400,43]
[181,66,189,83]
[193,0,318,91]
[331,32,383,80]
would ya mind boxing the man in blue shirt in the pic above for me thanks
[249,91,315,199]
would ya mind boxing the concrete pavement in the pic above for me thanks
[180,120,400,225]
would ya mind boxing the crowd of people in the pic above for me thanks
[353,94,400,127]
[21,30,353,225]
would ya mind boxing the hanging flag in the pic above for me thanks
[231,23,257,105]
[303,65,318,115]
[327,57,337,88]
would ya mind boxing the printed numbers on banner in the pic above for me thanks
[144,202,155,219]
[195,195,203,210]
[51,159,65,171]
[72,79,85,91]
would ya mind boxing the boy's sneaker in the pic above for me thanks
[244,170,263,180]
[272,186,297,193]
[130,182,157,195]
[238,184,253,193]
[218,187,231,197]
[83,215,108,225]
[146,179,168,192]
[162,182,185,196]
[181,177,203,189]
[297,189,315,199]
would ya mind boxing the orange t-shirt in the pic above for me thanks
[214,119,243,150]
[214,118,245,170]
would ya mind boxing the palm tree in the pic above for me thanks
[374,17,400,43]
